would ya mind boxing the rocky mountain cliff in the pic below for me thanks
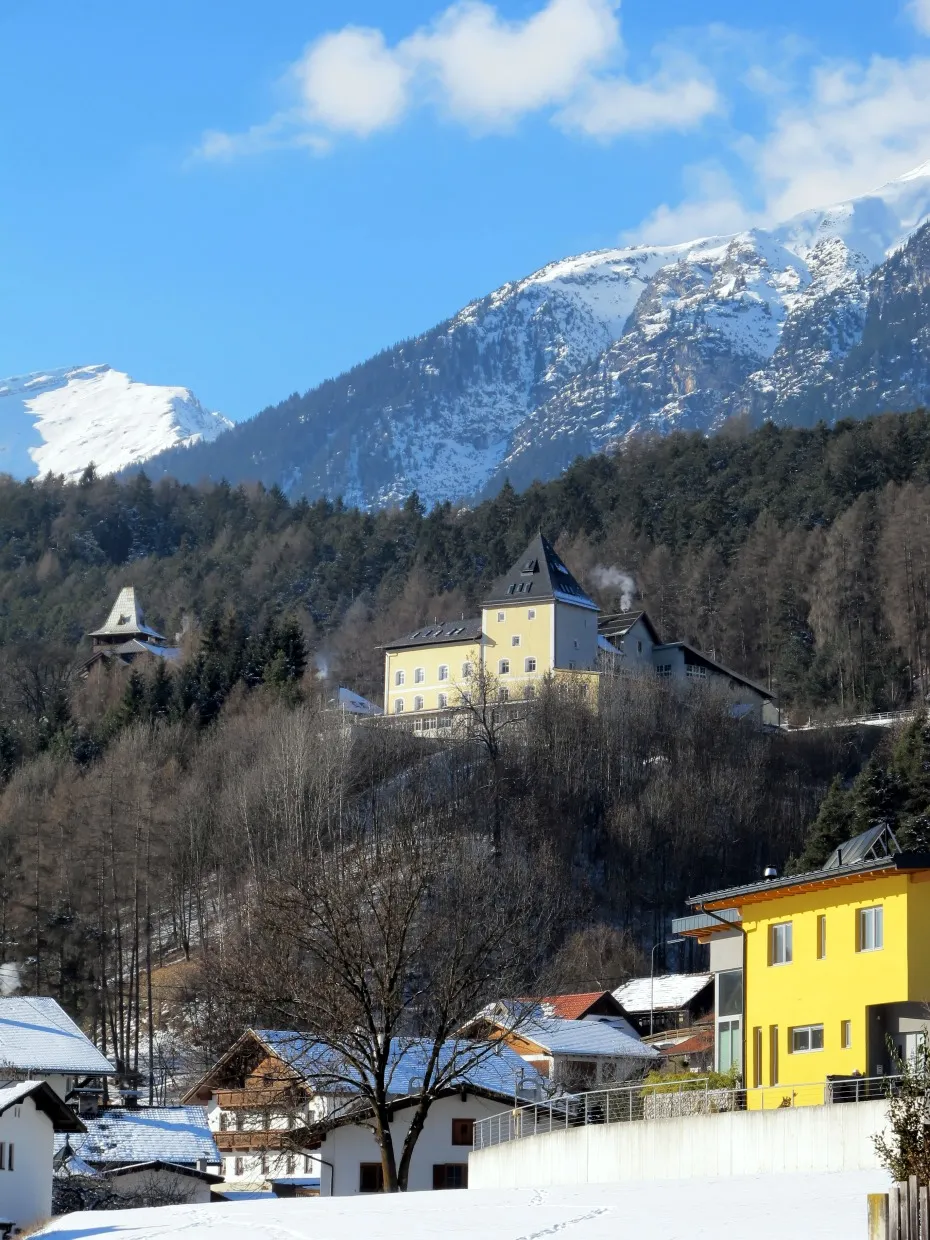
[142,162,930,508]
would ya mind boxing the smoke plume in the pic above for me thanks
[590,565,637,612]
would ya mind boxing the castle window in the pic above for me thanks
[656,664,672,678]
[497,611,505,623]
[498,687,509,702]
[462,661,473,678]
[394,699,405,714]
[414,667,425,683]
[528,609,536,620]
[573,640,579,648]
[438,693,448,708]
[498,659,510,675]
[395,670,405,687]
[438,665,449,681]
[525,657,537,673]
[637,640,643,654]
[414,696,424,711]
[511,635,521,647]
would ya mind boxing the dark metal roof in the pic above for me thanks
[483,534,598,610]
[653,641,775,700]
[598,611,661,644]
[686,849,930,909]
[381,617,483,652]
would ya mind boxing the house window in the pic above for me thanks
[858,906,883,952]
[568,661,576,670]
[439,665,449,681]
[219,1112,229,1131]
[637,640,643,654]
[260,1154,268,1175]
[524,684,536,700]
[753,1027,763,1088]
[235,1112,244,1131]
[841,1020,852,1049]
[770,1026,779,1085]
[414,695,424,711]
[686,664,707,679]
[511,634,521,647]
[394,699,405,714]
[770,922,793,965]
[414,667,425,683]
[716,968,743,1074]
[395,670,405,686]
[656,663,672,678]
[525,657,537,673]
[286,1154,296,1174]
[359,1163,384,1193]
[790,1024,824,1053]
[438,693,448,708]
[462,661,473,678]
[499,659,510,675]
[433,1163,469,1189]
[497,611,505,623]
[304,1155,314,1173]
[0,1143,4,1171]
[573,639,579,649]
[817,915,826,960]
[451,1118,475,1146]
[498,687,509,702]
[235,1157,245,1177]
[528,609,536,620]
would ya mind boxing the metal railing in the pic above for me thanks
[473,1074,899,1151]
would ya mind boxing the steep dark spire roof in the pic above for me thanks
[482,534,598,610]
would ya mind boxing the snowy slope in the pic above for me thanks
[38,1170,888,1240]
[0,365,232,482]
[140,160,930,507]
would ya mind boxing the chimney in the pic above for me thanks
[763,866,778,880]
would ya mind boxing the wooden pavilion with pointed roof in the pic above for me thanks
[83,586,181,672]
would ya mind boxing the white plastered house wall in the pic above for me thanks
[0,1093,56,1231]
[319,1093,510,1195]
[102,1163,218,1205]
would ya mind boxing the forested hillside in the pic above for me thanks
[4,414,925,1074]
[5,410,930,728]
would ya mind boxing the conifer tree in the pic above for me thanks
[790,776,854,872]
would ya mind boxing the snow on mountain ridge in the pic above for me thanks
[0,364,232,482]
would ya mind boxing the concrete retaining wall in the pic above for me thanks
[469,1100,889,1188]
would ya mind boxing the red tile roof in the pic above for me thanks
[536,992,613,1020]
[660,1028,714,1057]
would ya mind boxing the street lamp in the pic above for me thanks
[650,937,685,1037]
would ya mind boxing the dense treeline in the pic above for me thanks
[5,411,930,732]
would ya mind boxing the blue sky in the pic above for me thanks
[1,0,929,420]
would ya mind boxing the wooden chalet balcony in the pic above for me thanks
[216,1131,295,1152]
[215,1088,301,1108]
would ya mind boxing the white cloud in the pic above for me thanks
[909,0,930,35]
[628,166,755,245]
[405,0,617,126]
[294,27,412,136]
[559,62,720,138]
[626,53,930,246]
[195,0,722,159]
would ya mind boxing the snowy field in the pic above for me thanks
[39,1170,889,1240]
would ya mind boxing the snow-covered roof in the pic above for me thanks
[613,974,713,1015]
[0,996,115,1075]
[516,1017,658,1060]
[0,1079,85,1132]
[88,586,166,641]
[255,1031,544,1100]
[55,1106,219,1167]
[333,687,382,716]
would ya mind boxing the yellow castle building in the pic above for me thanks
[381,534,599,719]
[673,824,930,1108]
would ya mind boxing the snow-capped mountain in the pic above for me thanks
[0,365,232,482]
[138,160,930,506]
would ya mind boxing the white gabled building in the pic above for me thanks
[0,1079,85,1233]
[0,997,116,1103]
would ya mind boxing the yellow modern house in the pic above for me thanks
[673,825,930,1108]
[381,533,599,720]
